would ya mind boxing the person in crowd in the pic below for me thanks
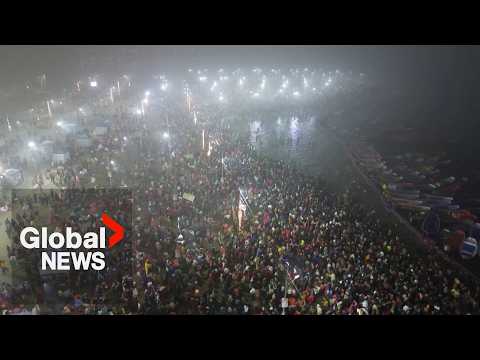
[1,98,479,315]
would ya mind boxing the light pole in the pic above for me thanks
[6,116,12,132]
[186,86,192,113]
[221,153,224,183]
[46,100,52,118]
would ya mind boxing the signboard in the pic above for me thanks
[182,193,195,202]
[52,153,70,164]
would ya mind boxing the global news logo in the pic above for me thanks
[19,213,125,271]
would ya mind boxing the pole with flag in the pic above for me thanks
[238,188,249,231]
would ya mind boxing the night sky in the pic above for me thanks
[1,45,480,130]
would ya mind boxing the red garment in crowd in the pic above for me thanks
[306,294,315,304]
[448,230,465,252]
[452,209,477,222]
[263,211,270,226]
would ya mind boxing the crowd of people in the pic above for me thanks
[0,100,479,315]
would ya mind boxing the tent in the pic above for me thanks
[93,127,108,136]
[75,136,92,148]
[40,140,54,153]
[1,168,23,186]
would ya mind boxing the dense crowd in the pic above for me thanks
[1,104,479,315]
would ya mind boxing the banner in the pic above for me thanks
[182,193,195,202]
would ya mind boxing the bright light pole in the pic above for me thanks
[40,74,46,89]
[46,100,52,118]
[186,87,192,112]
[207,141,212,157]
[6,116,12,132]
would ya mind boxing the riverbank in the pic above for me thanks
[230,109,480,286]
[324,124,480,285]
